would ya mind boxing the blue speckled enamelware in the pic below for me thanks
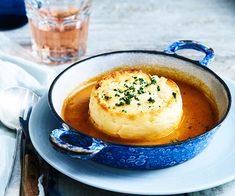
[48,40,231,169]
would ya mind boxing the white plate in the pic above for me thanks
[29,77,235,195]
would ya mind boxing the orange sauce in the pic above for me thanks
[62,80,218,146]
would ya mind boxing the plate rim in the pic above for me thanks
[29,77,235,195]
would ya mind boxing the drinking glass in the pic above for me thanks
[25,0,91,64]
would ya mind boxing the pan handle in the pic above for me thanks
[49,124,106,160]
[164,40,215,67]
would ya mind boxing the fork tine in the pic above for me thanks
[23,90,30,121]
[23,91,40,136]
[19,89,28,124]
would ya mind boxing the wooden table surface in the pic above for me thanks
[2,0,235,195]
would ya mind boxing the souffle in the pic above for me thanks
[89,70,183,140]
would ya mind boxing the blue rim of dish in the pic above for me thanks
[48,50,232,148]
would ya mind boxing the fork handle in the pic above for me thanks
[4,128,23,196]
[22,154,40,196]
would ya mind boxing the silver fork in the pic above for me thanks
[0,87,39,195]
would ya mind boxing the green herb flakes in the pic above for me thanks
[104,95,112,100]
[172,92,177,99]
[129,86,135,91]
[134,96,139,101]
[115,102,125,106]
[138,78,146,85]
[148,97,155,103]
[151,77,157,84]
[115,93,120,97]
[137,87,145,94]
[120,97,131,105]
[157,85,160,91]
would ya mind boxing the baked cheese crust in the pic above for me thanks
[89,69,183,141]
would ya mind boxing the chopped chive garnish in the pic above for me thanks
[133,76,138,79]
[115,93,120,97]
[115,102,124,106]
[104,95,112,100]
[129,86,135,91]
[126,99,131,105]
[151,77,157,84]
[134,96,139,101]
[122,109,127,113]
[137,87,145,94]
[120,97,131,105]
[138,78,146,85]
[124,92,134,99]
[148,97,155,103]
[172,92,177,99]
[157,85,160,91]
